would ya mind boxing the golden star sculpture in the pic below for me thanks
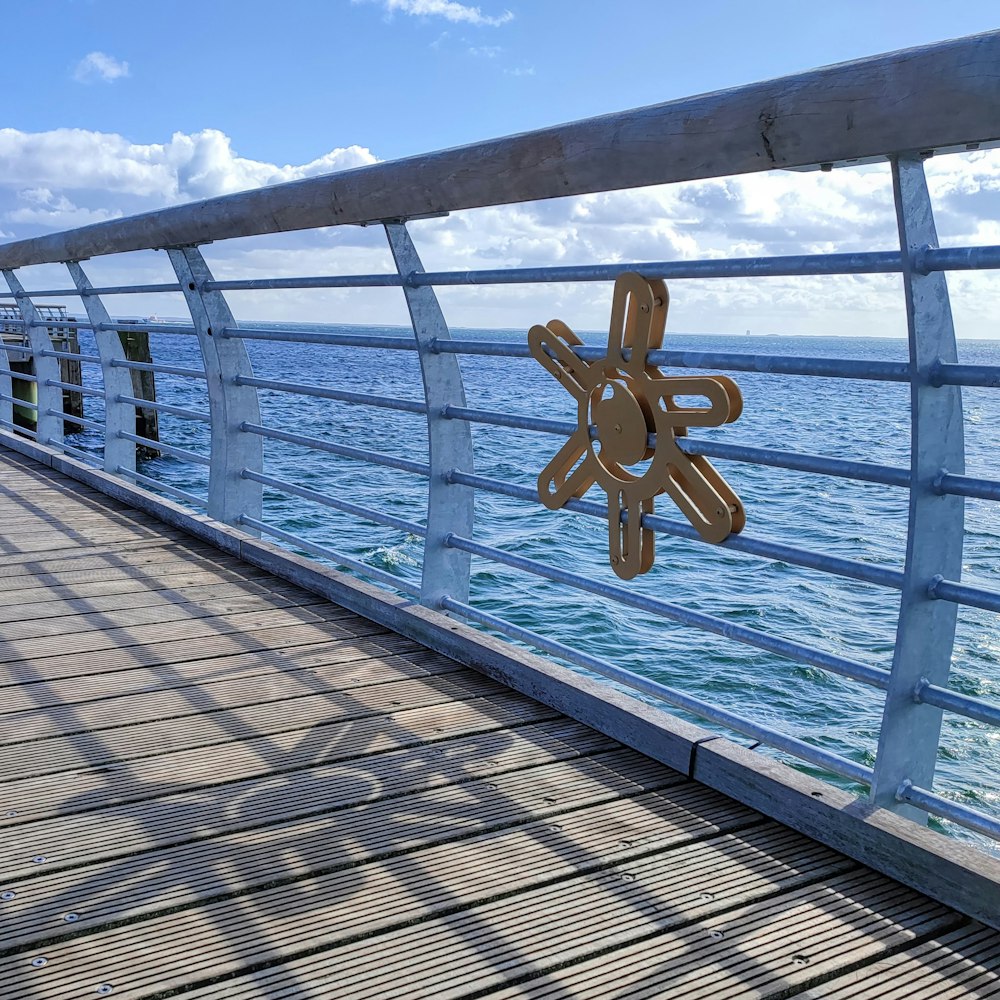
[529,272,745,580]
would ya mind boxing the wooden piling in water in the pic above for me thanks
[118,324,160,459]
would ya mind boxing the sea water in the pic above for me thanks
[72,325,1000,842]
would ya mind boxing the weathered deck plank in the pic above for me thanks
[0,632,425,713]
[0,646,461,741]
[1,443,998,999]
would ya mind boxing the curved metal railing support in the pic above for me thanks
[168,247,262,528]
[2,269,63,448]
[870,155,967,819]
[384,222,475,608]
[66,261,136,475]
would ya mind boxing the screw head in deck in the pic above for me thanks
[1,890,15,901]
[64,912,79,922]
[31,957,48,968]
[31,856,46,864]
[97,985,114,995]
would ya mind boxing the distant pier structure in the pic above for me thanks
[0,302,84,434]
[0,306,159,453]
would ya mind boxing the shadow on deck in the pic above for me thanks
[0,445,998,999]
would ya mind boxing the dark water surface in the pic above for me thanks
[73,325,1000,843]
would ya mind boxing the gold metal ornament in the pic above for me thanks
[529,273,745,580]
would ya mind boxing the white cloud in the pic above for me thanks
[0,127,377,205]
[358,0,513,27]
[8,187,122,227]
[73,52,130,83]
[0,123,996,339]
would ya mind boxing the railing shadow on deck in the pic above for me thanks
[0,449,997,998]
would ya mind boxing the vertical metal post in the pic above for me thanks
[2,269,63,448]
[66,261,136,475]
[384,222,475,608]
[870,155,966,819]
[168,247,262,528]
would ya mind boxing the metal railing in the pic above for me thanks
[1,31,999,845]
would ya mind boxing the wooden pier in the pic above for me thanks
[1,443,999,998]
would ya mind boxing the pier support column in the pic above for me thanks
[2,270,63,448]
[168,247,262,530]
[384,222,475,609]
[870,155,966,820]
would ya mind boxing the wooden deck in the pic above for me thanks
[1,443,999,999]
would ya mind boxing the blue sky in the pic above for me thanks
[1,1,998,336]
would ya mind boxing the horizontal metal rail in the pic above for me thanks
[46,409,103,431]
[0,393,36,409]
[57,441,102,467]
[0,418,36,438]
[446,532,891,689]
[223,326,418,350]
[24,282,182,296]
[117,394,210,422]
[13,317,91,330]
[680,438,911,488]
[434,339,915,382]
[47,378,105,398]
[921,245,1000,272]
[118,243,1000,295]
[240,514,420,598]
[241,469,427,537]
[443,406,573,436]
[241,422,431,477]
[40,350,100,364]
[117,467,208,508]
[937,472,1000,502]
[21,318,201,336]
[442,405,912,488]
[915,680,1000,730]
[109,359,207,379]
[99,321,198,336]
[933,363,1000,388]
[204,251,903,292]
[0,342,31,353]
[447,469,904,590]
[441,595,873,785]
[222,327,417,351]
[117,432,211,466]
[235,375,427,414]
[4,371,38,383]
[898,782,1000,841]
[417,252,906,284]
[207,275,403,291]
[929,577,1000,615]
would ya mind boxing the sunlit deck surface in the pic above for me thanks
[1,443,999,999]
